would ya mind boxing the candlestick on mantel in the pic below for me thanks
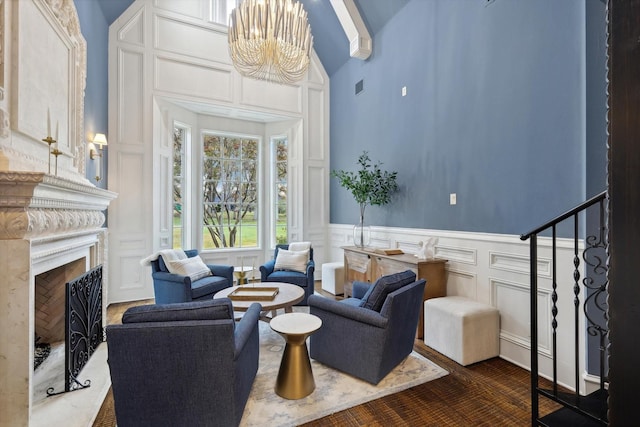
[51,147,62,176]
[47,109,51,137]
[42,136,56,174]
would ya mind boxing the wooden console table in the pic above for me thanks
[342,246,448,339]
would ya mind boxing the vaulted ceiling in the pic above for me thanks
[95,0,409,76]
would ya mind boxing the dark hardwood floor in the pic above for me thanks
[95,283,561,426]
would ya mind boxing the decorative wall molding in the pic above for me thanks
[436,245,477,265]
[489,250,552,278]
[43,0,83,36]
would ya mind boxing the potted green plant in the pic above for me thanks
[331,151,398,248]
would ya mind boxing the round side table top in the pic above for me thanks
[270,312,322,336]
[214,282,305,312]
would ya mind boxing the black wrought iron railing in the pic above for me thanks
[520,191,608,426]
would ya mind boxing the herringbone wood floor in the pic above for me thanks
[94,283,561,426]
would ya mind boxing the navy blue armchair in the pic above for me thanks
[259,244,315,305]
[150,249,233,304]
[106,299,261,427]
[308,270,425,384]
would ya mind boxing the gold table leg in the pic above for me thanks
[274,332,315,399]
[234,271,247,285]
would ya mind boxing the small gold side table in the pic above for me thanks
[270,312,322,399]
[233,266,254,285]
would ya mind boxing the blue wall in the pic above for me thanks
[330,0,594,235]
[74,0,109,189]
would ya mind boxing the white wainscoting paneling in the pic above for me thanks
[326,224,588,392]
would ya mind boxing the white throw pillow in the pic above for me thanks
[288,241,311,252]
[274,249,309,273]
[167,256,212,281]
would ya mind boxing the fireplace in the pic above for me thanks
[0,172,117,426]
[0,1,118,424]
[34,262,103,398]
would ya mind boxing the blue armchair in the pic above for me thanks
[308,270,425,384]
[106,299,261,427]
[150,249,233,304]
[259,244,315,305]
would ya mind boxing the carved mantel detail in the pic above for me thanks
[0,171,116,239]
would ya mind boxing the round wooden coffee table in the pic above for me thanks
[214,282,305,321]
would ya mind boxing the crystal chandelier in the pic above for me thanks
[228,0,313,84]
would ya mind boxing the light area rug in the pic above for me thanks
[240,316,448,427]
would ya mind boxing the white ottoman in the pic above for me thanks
[321,262,344,295]
[424,296,500,366]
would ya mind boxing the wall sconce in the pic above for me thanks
[88,133,108,182]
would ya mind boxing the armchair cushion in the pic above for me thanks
[122,299,234,324]
[190,275,230,299]
[166,256,212,281]
[274,248,310,273]
[361,270,417,312]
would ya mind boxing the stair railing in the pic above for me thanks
[520,191,608,426]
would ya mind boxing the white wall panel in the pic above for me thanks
[116,152,145,233]
[446,268,477,299]
[435,244,476,265]
[154,0,203,19]
[117,256,145,290]
[308,166,325,225]
[490,250,552,278]
[118,8,145,45]
[159,155,170,233]
[155,15,229,63]
[307,88,325,160]
[308,53,326,85]
[119,49,145,143]
[155,56,232,101]
[491,277,551,354]
[240,78,302,114]
[117,238,146,250]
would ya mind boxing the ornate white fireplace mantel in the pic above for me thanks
[0,172,114,238]
[0,172,117,426]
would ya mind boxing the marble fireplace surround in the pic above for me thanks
[0,171,117,426]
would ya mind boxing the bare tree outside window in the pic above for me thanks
[274,137,288,244]
[202,134,259,248]
[173,126,185,249]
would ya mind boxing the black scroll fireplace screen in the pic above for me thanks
[47,265,103,396]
